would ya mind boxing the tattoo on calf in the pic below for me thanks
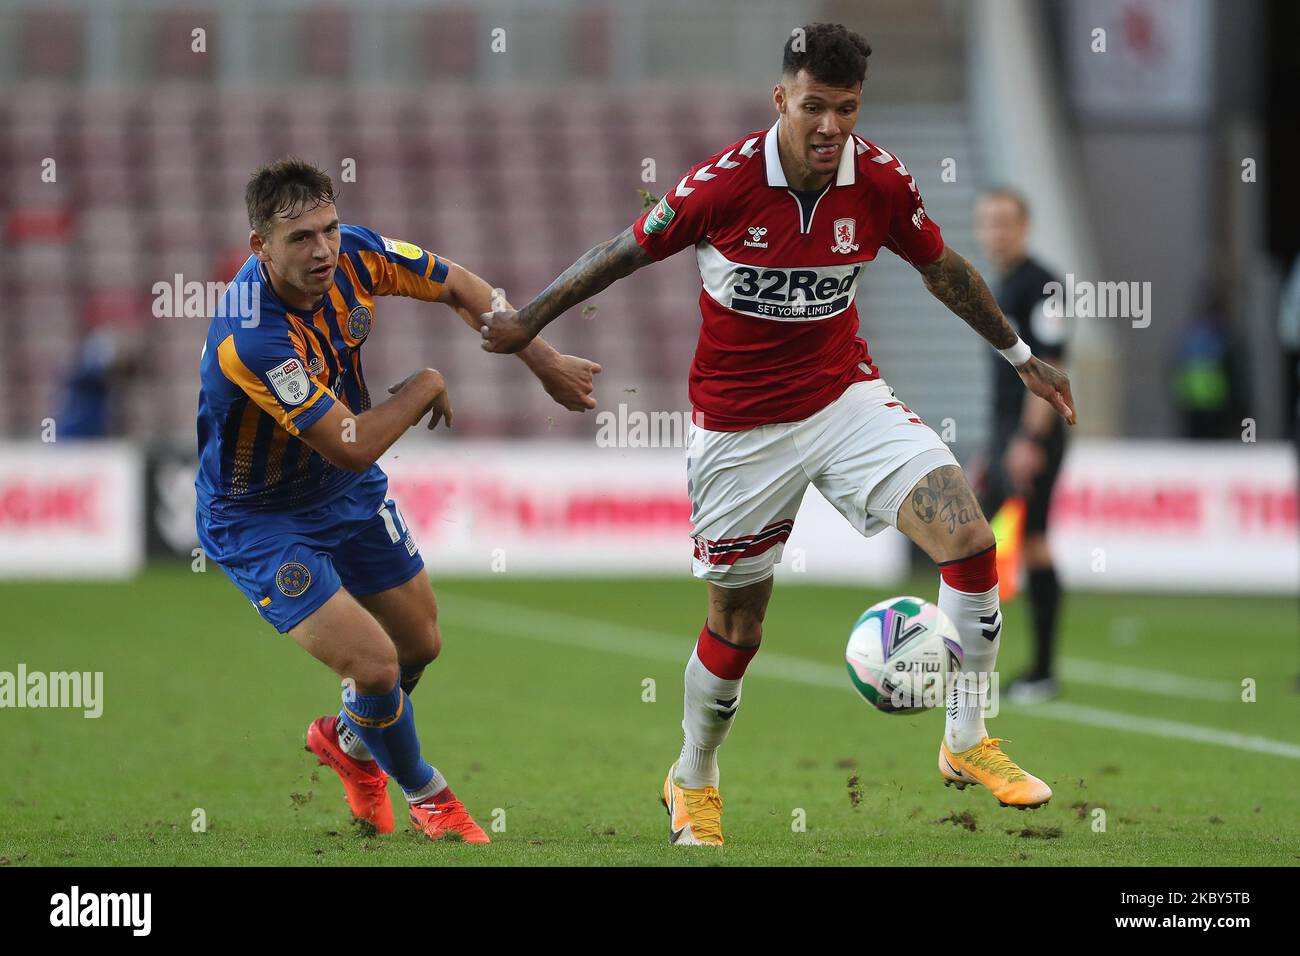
[910,467,985,535]
[911,485,939,523]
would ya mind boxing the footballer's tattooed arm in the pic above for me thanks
[480,226,654,353]
[916,245,1077,425]
[908,466,986,536]
[436,260,601,411]
[916,245,1016,348]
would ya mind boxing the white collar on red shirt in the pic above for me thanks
[763,119,856,189]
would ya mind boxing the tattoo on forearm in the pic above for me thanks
[909,466,985,535]
[522,226,653,333]
[918,247,1017,349]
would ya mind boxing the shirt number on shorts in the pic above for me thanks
[377,502,408,543]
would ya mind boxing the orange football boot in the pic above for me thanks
[939,736,1052,809]
[305,715,395,834]
[409,789,491,844]
[661,761,724,846]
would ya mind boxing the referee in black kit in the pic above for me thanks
[974,187,1070,704]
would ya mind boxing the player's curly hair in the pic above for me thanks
[245,157,339,236]
[782,22,872,88]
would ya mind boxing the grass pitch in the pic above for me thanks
[2,565,1297,866]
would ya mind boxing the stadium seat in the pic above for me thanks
[0,85,986,442]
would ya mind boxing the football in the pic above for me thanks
[846,596,963,714]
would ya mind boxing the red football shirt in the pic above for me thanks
[633,120,945,430]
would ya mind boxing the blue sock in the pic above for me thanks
[339,682,435,794]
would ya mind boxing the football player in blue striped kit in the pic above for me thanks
[196,157,601,842]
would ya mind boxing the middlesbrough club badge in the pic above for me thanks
[831,218,859,255]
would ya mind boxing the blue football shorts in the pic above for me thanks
[196,469,426,633]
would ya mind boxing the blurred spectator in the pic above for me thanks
[1173,287,1245,439]
[973,187,1069,704]
[53,329,140,439]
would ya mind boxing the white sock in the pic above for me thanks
[676,647,745,789]
[336,714,375,762]
[939,578,1001,752]
[404,767,449,804]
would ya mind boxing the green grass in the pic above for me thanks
[1,565,1297,866]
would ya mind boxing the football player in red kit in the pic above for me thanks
[481,23,1075,845]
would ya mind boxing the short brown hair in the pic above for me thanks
[245,157,338,236]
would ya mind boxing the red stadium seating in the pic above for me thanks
[1,87,980,442]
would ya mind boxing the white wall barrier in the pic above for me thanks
[3,439,1294,593]
[0,441,143,578]
[380,442,910,585]
[1046,440,1297,593]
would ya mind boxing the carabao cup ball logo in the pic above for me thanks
[347,306,372,342]
[846,597,961,714]
[276,562,312,598]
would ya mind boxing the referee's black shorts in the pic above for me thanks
[979,421,1067,537]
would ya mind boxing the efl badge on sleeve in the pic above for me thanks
[268,358,311,406]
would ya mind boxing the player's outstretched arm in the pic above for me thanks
[479,225,654,354]
[437,259,602,411]
[915,244,1076,425]
[299,369,451,473]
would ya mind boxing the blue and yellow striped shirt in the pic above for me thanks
[196,224,448,516]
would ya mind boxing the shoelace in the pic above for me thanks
[684,788,724,840]
[965,738,1027,781]
[413,799,477,833]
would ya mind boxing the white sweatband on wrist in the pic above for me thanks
[999,337,1032,366]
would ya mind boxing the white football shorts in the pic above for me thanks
[687,378,958,587]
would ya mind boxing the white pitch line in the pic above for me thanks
[439,592,1300,761]
[1057,659,1239,702]
[443,592,846,689]
[1029,702,1300,760]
